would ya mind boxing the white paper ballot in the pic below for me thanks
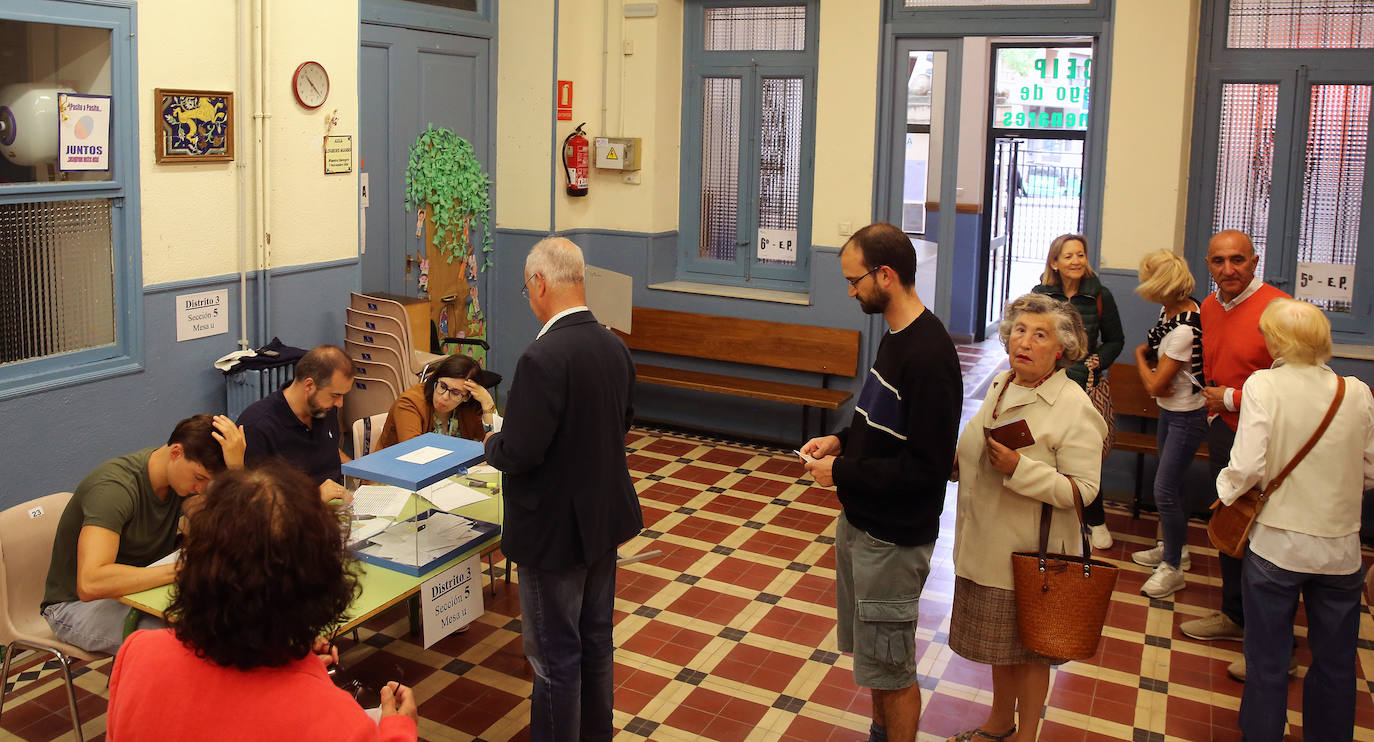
[148,550,180,568]
[466,464,498,475]
[352,485,412,519]
[348,519,390,547]
[397,446,451,465]
[421,479,491,511]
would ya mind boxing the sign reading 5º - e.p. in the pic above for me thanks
[1296,262,1355,303]
[421,554,484,648]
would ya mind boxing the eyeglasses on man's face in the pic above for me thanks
[845,265,885,288]
[520,273,541,299]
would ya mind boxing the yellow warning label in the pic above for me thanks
[606,148,618,160]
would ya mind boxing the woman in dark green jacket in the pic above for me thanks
[1032,233,1124,550]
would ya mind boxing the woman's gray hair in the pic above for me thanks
[998,293,1088,369]
[525,236,585,287]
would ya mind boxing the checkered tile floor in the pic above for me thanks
[4,357,1374,740]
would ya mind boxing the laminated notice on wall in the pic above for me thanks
[1295,262,1354,303]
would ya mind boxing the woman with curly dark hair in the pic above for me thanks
[106,463,418,741]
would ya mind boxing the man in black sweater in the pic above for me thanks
[802,222,962,742]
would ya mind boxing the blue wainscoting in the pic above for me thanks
[0,259,359,509]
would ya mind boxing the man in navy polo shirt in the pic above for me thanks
[238,344,354,502]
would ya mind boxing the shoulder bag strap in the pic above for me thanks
[1260,375,1347,501]
[1037,478,1089,561]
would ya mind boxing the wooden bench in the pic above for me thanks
[1107,362,1210,518]
[614,307,861,440]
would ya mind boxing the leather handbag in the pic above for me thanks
[1011,479,1120,660]
[1207,375,1347,559]
[1086,358,1114,461]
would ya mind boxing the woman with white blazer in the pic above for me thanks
[947,293,1106,742]
[1216,298,1374,742]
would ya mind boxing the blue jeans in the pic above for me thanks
[517,550,617,742]
[42,599,164,656]
[1208,418,1246,626]
[1240,551,1364,742]
[1154,407,1207,568]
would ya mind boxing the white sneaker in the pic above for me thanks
[1089,523,1113,550]
[1131,542,1191,571]
[1141,562,1186,599]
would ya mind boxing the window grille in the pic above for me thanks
[0,199,116,365]
[1228,0,1374,49]
[756,78,803,266]
[1296,84,1368,312]
[699,77,741,261]
[1212,83,1279,280]
[704,6,805,51]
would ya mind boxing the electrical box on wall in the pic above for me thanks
[594,137,640,171]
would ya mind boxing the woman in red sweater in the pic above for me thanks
[107,464,418,742]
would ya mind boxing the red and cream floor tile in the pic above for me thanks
[6,425,1374,740]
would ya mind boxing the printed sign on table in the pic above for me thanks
[421,554,484,648]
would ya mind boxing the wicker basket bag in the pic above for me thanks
[1011,480,1119,660]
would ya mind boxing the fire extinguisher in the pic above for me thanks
[562,122,589,197]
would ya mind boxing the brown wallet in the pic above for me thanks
[984,418,1035,450]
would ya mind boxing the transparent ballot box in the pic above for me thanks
[341,433,500,576]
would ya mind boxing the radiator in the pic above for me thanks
[224,364,294,419]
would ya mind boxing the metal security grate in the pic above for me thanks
[1297,84,1369,313]
[904,0,1090,5]
[756,77,803,267]
[1228,0,1374,49]
[704,6,805,51]
[0,199,115,365]
[1212,83,1279,280]
[699,77,741,261]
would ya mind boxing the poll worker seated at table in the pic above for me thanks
[239,344,355,504]
[107,463,417,741]
[376,354,503,449]
[41,414,244,656]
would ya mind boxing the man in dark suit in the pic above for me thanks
[484,236,642,742]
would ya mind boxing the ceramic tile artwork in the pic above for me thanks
[3,343,1371,741]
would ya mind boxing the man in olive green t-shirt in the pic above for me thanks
[41,414,244,654]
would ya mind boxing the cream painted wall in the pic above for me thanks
[138,0,358,285]
[812,1,880,247]
[495,0,554,231]
[1099,0,1199,269]
[266,3,359,270]
[551,0,677,233]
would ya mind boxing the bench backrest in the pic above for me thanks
[618,307,861,377]
[1108,362,1161,419]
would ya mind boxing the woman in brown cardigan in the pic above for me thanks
[376,354,501,449]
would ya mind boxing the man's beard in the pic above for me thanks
[858,290,889,315]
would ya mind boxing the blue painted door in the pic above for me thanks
[360,24,491,298]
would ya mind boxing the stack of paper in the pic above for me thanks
[358,512,483,567]
[351,485,411,519]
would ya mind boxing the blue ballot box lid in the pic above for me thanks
[341,432,486,490]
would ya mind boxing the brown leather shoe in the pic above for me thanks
[1226,654,1299,682]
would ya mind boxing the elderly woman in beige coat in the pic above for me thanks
[947,293,1106,742]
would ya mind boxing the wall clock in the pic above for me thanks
[292,61,329,109]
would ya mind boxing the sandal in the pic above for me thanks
[948,727,1016,742]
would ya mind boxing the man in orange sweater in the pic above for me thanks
[1179,230,1291,681]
